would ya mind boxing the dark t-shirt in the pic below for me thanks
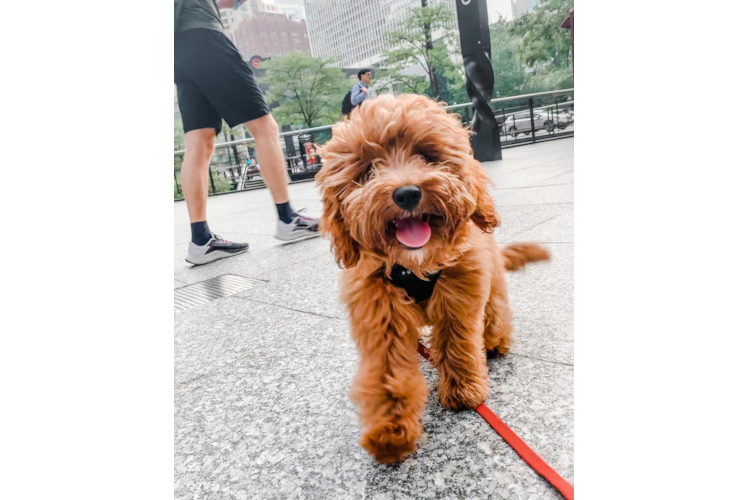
[175,0,224,34]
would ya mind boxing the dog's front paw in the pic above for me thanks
[361,420,420,464]
[487,343,510,358]
[438,378,489,411]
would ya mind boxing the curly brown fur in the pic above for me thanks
[316,94,548,464]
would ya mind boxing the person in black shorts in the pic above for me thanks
[175,0,319,265]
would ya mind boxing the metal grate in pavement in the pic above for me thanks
[174,274,263,313]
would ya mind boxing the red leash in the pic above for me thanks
[417,342,574,500]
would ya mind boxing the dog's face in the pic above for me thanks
[317,94,499,270]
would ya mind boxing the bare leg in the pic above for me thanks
[244,114,289,204]
[181,128,216,223]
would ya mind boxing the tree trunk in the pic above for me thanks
[422,0,432,51]
[229,130,239,166]
[422,0,438,98]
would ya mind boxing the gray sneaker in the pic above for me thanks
[185,234,248,265]
[275,212,320,242]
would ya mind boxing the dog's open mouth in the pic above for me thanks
[390,214,432,249]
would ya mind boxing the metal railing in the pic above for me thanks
[174,88,573,200]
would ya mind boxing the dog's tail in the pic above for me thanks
[502,243,550,271]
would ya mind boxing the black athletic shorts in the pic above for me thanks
[174,28,269,135]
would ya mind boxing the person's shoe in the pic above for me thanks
[185,234,248,265]
[275,212,321,242]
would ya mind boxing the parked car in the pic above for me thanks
[503,111,555,137]
[555,109,574,129]
[547,110,572,130]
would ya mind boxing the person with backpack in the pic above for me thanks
[342,69,374,118]
[174,0,320,265]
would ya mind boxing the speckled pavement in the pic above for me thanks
[174,138,574,500]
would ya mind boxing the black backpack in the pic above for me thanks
[342,90,353,116]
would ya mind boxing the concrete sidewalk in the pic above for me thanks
[174,138,574,499]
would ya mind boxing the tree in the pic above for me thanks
[509,0,574,93]
[510,0,573,70]
[261,52,350,128]
[381,2,461,101]
[174,118,185,151]
[489,20,529,98]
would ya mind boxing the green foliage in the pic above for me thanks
[210,170,233,194]
[174,118,185,151]
[170,0,573,157]
[380,0,573,105]
[510,0,573,69]
[489,20,528,98]
[381,3,460,102]
[260,52,350,128]
[488,0,573,97]
[522,65,573,94]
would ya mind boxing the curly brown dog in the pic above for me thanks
[316,94,549,464]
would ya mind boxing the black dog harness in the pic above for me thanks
[386,264,442,303]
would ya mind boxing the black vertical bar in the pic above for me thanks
[208,164,216,194]
[529,97,536,143]
[502,107,506,138]
[555,99,559,132]
[421,0,438,98]
[298,133,308,170]
[456,0,502,161]
[174,170,181,195]
[282,124,297,158]
[229,130,239,166]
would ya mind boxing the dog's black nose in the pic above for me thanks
[392,185,422,211]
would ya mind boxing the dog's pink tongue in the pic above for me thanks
[396,217,431,248]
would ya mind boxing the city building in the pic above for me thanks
[304,0,387,69]
[273,0,306,21]
[216,0,254,22]
[234,13,311,60]
[248,0,283,15]
[487,0,514,22]
[513,0,539,18]
[214,0,311,60]
[305,0,456,69]
[305,0,513,69]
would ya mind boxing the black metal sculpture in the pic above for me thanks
[456,0,502,161]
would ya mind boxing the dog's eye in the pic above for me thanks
[358,163,373,182]
[420,153,437,163]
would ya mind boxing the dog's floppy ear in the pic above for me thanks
[316,152,361,268]
[320,196,360,268]
[467,159,501,233]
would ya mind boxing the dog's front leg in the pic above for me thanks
[346,280,428,464]
[428,267,491,411]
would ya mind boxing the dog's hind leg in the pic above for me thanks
[484,253,514,358]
